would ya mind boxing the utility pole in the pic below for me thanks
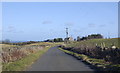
[65,28,69,44]
[66,28,68,38]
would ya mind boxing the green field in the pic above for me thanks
[66,38,120,48]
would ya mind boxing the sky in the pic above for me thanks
[2,2,118,41]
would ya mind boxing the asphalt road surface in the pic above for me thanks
[27,46,95,71]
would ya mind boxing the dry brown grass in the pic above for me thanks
[1,43,49,63]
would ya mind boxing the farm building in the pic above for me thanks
[64,37,74,42]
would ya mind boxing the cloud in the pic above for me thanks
[99,24,106,27]
[42,21,52,24]
[88,23,95,27]
[88,23,106,28]
[7,26,16,32]
[7,25,23,33]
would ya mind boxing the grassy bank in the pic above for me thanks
[58,48,120,71]
[60,38,120,71]
[63,38,120,64]
[66,38,119,48]
[2,46,50,71]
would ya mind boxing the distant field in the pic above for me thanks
[66,38,120,48]
[1,44,18,48]
[25,42,64,47]
[1,42,64,50]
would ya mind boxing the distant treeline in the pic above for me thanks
[76,34,103,41]
[44,34,103,42]
[44,38,64,42]
[1,34,104,44]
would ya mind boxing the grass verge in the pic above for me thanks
[58,48,120,71]
[2,46,50,71]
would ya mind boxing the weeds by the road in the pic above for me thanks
[63,38,120,64]
[59,38,120,71]
[2,42,63,71]
[58,48,120,71]
[2,46,50,71]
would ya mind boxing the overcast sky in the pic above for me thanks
[2,2,118,41]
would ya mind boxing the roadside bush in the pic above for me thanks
[2,45,44,63]
[60,45,120,64]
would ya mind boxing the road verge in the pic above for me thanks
[58,47,120,71]
[2,46,51,71]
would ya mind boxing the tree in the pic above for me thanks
[79,34,103,41]
[80,37,87,40]
[77,36,81,41]
[88,34,103,39]
[44,39,53,42]
[54,38,63,42]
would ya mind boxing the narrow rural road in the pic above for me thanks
[27,46,95,71]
